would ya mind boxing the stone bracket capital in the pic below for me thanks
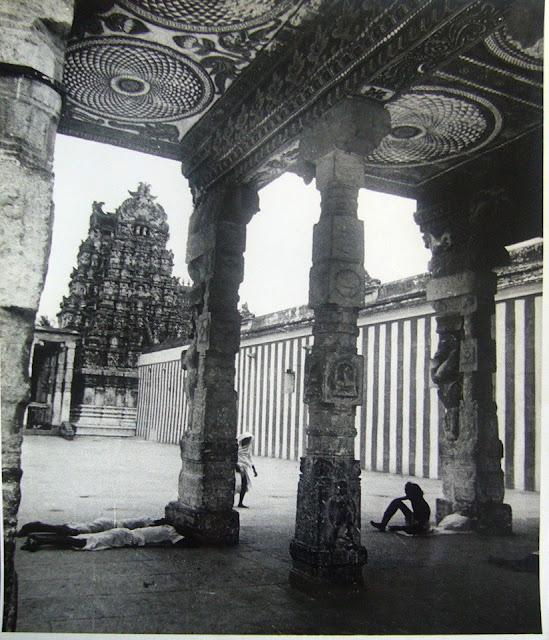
[298,96,390,169]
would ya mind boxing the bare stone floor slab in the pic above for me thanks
[13,436,541,635]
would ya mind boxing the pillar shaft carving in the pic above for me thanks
[0,1,74,630]
[166,183,258,545]
[290,151,367,593]
[415,191,511,534]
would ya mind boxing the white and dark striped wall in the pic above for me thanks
[137,275,542,491]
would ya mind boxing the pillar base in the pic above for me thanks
[436,498,512,535]
[289,540,366,597]
[165,500,239,545]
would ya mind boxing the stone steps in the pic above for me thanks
[70,405,137,437]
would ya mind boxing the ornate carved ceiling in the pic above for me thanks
[59,0,543,197]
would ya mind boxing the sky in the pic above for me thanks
[39,134,430,321]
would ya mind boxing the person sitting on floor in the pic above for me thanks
[370,482,431,534]
[235,431,258,509]
[18,516,199,552]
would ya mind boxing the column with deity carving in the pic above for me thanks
[414,190,512,534]
[290,98,390,592]
[166,183,258,545]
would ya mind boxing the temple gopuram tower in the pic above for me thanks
[58,183,191,436]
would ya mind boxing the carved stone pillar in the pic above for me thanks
[290,98,390,593]
[415,192,512,534]
[0,1,74,630]
[166,183,258,545]
[51,345,67,425]
[60,341,76,423]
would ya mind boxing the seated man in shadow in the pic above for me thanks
[370,482,431,535]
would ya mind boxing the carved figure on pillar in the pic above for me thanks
[290,97,390,594]
[326,479,361,551]
[415,190,512,534]
[430,325,462,441]
[166,181,259,546]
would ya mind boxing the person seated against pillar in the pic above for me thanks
[370,482,431,534]
[235,431,258,509]
[18,515,199,552]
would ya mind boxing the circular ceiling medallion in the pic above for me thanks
[63,38,213,123]
[118,0,292,33]
[364,87,502,167]
[485,27,543,72]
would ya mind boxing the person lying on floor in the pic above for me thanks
[18,516,199,552]
[17,515,164,537]
[370,482,431,534]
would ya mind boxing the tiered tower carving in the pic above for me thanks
[58,183,191,435]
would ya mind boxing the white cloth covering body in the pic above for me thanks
[67,515,160,534]
[236,431,254,490]
[74,525,183,551]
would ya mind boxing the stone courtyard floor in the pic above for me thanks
[12,435,543,635]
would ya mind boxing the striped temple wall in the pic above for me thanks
[137,244,543,491]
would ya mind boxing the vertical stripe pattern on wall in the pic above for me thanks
[137,357,189,444]
[136,291,542,492]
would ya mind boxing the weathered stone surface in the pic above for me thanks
[309,262,366,308]
[312,216,364,263]
[426,271,496,302]
[290,457,366,592]
[0,0,73,80]
[415,190,511,278]
[165,501,239,546]
[1,1,74,630]
[299,98,390,167]
[292,150,367,593]
[169,183,258,545]
[418,195,511,534]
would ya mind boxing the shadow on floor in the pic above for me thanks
[14,436,542,634]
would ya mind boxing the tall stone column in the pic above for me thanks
[0,1,74,630]
[51,345,67,425]
[414,192,512,534]
[290,98,390,593]
[60,341,76,423]
[166,183,258,545]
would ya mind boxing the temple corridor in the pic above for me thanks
[16,436,540,634]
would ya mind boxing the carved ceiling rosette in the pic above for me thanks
[117,0,294,32]
[485,26,543,72]
[63,37,214,122]
[184,0,510,193]
[59,0,305,158]
[363,86,502,167]
[58,0,541,199]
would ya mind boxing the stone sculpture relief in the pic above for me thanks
[430,330,462,441]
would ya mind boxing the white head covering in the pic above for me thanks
[237,431,253,443]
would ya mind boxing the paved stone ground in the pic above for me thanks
[14,435,542,635]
